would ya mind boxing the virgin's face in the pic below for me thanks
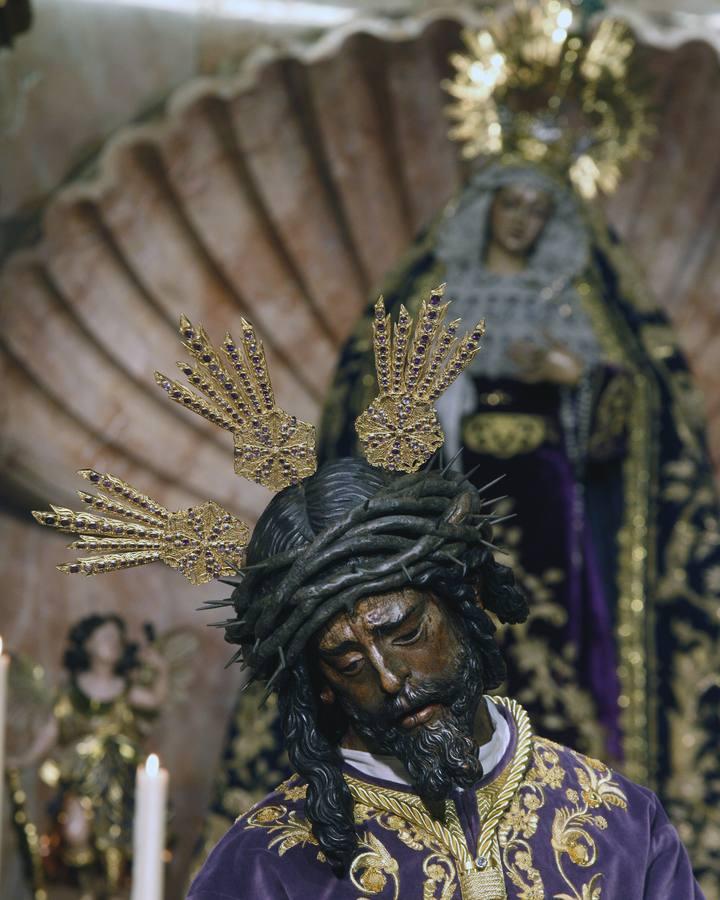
[86,621,124,667]
[488,183,553,258]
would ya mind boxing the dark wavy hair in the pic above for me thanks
[63,613,139,677]
[222,457,528,874]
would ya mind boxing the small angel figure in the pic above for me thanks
[7,614,195,900]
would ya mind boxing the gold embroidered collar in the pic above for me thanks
[343,697,533,899]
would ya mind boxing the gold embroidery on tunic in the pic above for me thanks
[353,804,457,899]
[242,704,633,900]
[277,775,308,802]
[350,831,400,898]
[422,853,457,900]
[345,698,533,900]
[500,738,628,900]
[245,803,329,868]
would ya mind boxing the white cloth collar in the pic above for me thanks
[339,697,510,787]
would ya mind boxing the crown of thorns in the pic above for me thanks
[210,463,515,696]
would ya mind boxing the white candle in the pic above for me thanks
[0,638,8,881]
[131,753,168,900]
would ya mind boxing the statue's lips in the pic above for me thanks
[399,702,442,730]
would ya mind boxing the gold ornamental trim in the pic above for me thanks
[576,273,655,784]
[344,696,533,899]
[444,2,653,198]
[462,413,551,458]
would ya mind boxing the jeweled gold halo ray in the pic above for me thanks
[32,469,250,585]
[155,315,317,493]
[444,1,653,198]
[355,284,485,473]
[36,300,487,583]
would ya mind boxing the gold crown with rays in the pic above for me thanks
[33,286,484,585]
[444,0,654,198]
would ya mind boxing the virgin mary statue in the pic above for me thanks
[318,154,720,889]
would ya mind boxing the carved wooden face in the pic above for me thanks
[85,620,124,667]
[315,589,463,732]
[487,183,554,259]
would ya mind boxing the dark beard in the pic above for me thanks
[340,636,486,802]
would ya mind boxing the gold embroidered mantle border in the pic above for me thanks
[577,254,657,786]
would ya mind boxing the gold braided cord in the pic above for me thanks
[155,315,317,492]
[444,2,653,198]
[459,866,508,900]
[32,469,250,585]
[344,696,533,886]
[355,285,485,473]
[346,774,474,867]
[476,697,533,860]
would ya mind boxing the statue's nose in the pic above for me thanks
[372,651,409,696]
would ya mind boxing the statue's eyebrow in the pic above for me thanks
[368,599,425,639]
[320,599,426,658]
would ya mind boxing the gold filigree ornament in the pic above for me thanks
[32,469,250,585]
[155,315,317,492]
[356,285,485,472]
[345,698,533,900]
[444,0,654,198]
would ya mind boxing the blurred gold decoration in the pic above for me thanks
[32,469,249,584]
[7,617,198,897]
[356,285,485,472]
[155,315,317,492]
[444,0,653,197]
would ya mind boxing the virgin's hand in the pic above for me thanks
[508,341,582,385]
[507,340,547,381]
[542,348,583,385]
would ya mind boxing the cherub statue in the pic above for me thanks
[6,614,196,900]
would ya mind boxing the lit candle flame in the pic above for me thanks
[146,753,160,777]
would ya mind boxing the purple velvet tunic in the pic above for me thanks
[188,701,702,900]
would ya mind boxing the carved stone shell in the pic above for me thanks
[2,17,719,520]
